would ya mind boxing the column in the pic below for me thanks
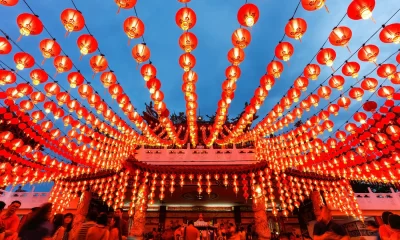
[129,184,149,240]
[70,190,92,239]
[310,191,324,219]
[252,195,271,240]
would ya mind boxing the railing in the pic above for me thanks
[353,187,400,211]
[136,144,256,165]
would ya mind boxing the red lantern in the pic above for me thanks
[267,61,284,78]
[237,3,260,27]
[358,44,379,64]
[67,72,84,88]
[179,32,198,52]
[0,0,18,6]
[285,18,307,41]
[316,48,336,70]
[29,69,48,85]
[347,0,375,21]
[20,100,34,112]
[260,75,275,91]
[361,77,378,92]
[14,52,35,71]
[39,39,61,65]
[379,23,400,44]
[0,70,16,85]
[184,70,198,83]
[44,83,60,97]
[329,26,352,52]
[227,47,245,66]
[318,86,332,100]
[349,87,364,101]
[275,42,294,62]
[16,83,33,97]
[146,78,161,94]
[123,17,145,44]
[43,101,57,113]
[16,13,43,41]
[354,112,367,123]
[329,75,345,90]
[288,88,301,102]
[337,96,351,110]
[53,56,73,75]
[377,64,396,79]
[31,111,45,123]
[303,64,321,80]
[60,9,85,35]
[377,86,394,99]
[132,44,150,64]
[301,0,328,12]
[294,77,308,92]
[114,0,137,13]
[232,28,251,49]
[342,61,360,78]
[140,64,157,81]
[56,92,70,106]
[179,53,196,71]
[108,84,123,99]
[78,84,93,99]
[90,55,108,78]
[175,7,197,30]
[363,101,377,112]
[100,72,117,87]
[77,34,98,58]
[0,37,12,54]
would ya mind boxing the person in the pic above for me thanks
[86,213,109,240]
[18,207,39,232]
[109,216,122,240]
[185,220,200,240]
[76,210,97,240]
[114,208,128,239]
[14,186,26,193]
[162,226,174,240]
[363,221,380,240]
[279,234,289,240]
[53,213,74,240]
[52,214,64,236]
[380,212,394,240]
[313,206,349,240]
[238,227,246,240]
[18,202,54,240]
[245,225,252,240]
[151,228,158,240]
[0,200,21,240]
[174,225,183,240]
[389,214,400,240]
[226,223,240,240]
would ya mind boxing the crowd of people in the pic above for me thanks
[0,201,129,240]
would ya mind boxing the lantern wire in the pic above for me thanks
[254,7,400,139]
[133,6,150,59]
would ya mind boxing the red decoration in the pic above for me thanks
[347,0,375,21]
[232,28,251,49]
[16,13,43,41]
[0,0,18,6]
[180,32,198,52]
[267,61,284,78]
[179,53,196,71]
[60,9,85,35]
[90,55,108,77]
[379,23,400,44]
[227,47,245,66]
[358,44,379,64]
[175,7,197,31]
[123,17,145,44]
[303,64,321,80]
[329,26,352,52]
[0,37,12,54]
[132,44,150,64]
[237,3,260,27]
[29,69,48,85]
[301,0,328,12]
[275,42,294,62]
[285,18,307,41]
[77,34,98,58]
[39,39,61,64]
[53,56,73,75]
[377,64,396,79]
[316,48,336,70]
[67,72,84,88]
[114,0,137,13]
[342,61,360,78]
[14,52,35,71]
[0,70,16,85]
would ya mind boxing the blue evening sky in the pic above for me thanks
[1,0,400,192]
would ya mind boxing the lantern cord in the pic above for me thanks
[133,7,149,57]
[22,0,57,40]
[291,1,301,19]
[254,7,400,139]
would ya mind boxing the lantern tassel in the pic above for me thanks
[330,66,335,72]
[79,55,83,61]
[373,61,378,67]
[324,5,330,13]
[128,39,131,46]
[286,61,290,67]
[346,45,351,53]
[17,35,22,42]
[41,58,46,65]
[371,16,376,24]
[54,72,58,78]
[92,72,96,79]
[117,7,121,14]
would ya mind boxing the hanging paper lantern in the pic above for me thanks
[301,0,328,12]
[303,64,321,80]
[100,71,117,87]
[260,75,275,91]
[342,61,360,78]
[123,17,145,44]
[237,3,260,27]
[179,32,198,52]
[329,75,345,90]
[29,69,48,85]
[140,64,157,81]
[337,96,351,110]
[294,77,309,91]
[43,101,57,113]
[285,18,307,41]
[275,42,294,62]
[231,28,251,49]
[146,78,161,94]
[90,55,108,77]
[108,84,123,99]
[377,64,396,79]
[349,87,364,101]
[114,0,137,13]
[227,47,245,66]
[67,72,84,88]
[53,56,73,75]
[354,112,367,123]
[267,61,284,78]
[14,52,35,71]
[60,9,85,35]
[377,86,394,99]
[357,44,379,64]
[316,48,336,69]
[0,0,18,6]
[347,0,375,21]
[175,7,197,30]
[16,13,43,41]
[0,37,12,54]
[379,23,400,44]
[76,34,98,57]
[0,70,16,85]
[78,84,93,99]
[44,83,61,97]
[288,88,301,102]
[184,70,198,83]
[329,26,352,51]
[56,92,71,106]
[361,77,378,92]
[132,43,150,64]
[179,53,196,71]
[317,86,332,100]
[363,101,377,112]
